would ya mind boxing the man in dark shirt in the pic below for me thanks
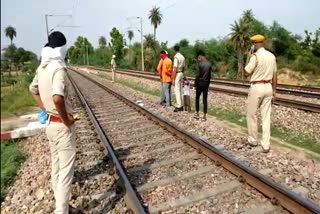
[194,50,212,121]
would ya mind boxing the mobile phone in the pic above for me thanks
[250,45,255,54]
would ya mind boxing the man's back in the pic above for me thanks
[35,61,72,115]
[161,57,172,83]
[197,60,212,82]
[174,52,185,72]
[246,48,276,82]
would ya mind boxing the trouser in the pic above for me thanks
[46,122,76,214]
[183,95,191,112]
[160,82,165,104]
[247,83,273,150]
[195,83,209,113]
[174,72,183,108]
[112,69,116,82]
[160,82,172,106]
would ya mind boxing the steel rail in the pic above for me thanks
[72,66,320,113]
[69,68,320,214]
[81,65,320,98]
[68,72,147,214]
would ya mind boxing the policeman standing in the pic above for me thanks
[245,35,277,153]
[30,31,81,213]
[172,45,185,112]
[111,54,116,82]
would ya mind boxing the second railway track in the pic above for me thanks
[68,68,320,213]
[73,66,320,113]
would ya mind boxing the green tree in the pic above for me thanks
[67,36,94,64]
[143,34,159,71]
[98,36,107,48]
[229,17,250,79]
[127,30,134,46]
[148,6,162,41]
[311,28,320,57]
[109,27,124,59]
[4,26,17,46]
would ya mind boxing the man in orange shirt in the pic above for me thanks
[157,50,172,107]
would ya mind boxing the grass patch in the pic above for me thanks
[1,74,36,118]
[97,73,320,154]
[116,78,160,97]
[1,140,25,201]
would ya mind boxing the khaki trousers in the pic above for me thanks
[46,122,76,214]
[174,72,183,108]
[112,69,116,82]
[247,83,273,150]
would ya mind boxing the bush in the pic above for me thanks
[1,140,25,201]
[290,53,320,74]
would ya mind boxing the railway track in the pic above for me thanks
[68,68,320,213]
[72,66,320,113]
[80,65,320,99]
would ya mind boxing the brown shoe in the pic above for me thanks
[247,142,258,147]
[69,205,83,214]
[261,148,270,153]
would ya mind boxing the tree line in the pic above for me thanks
[68,9,320,79]
[1,26,38,77]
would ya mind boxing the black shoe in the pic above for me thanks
[69,205,83,214]
[174,107,183,112]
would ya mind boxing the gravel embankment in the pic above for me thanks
[98,70,320,143]
[83,70,320,205]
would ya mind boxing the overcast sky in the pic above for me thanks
[1,0,320,56]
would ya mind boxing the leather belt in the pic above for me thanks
[250,80,271,85]
[48,115,63,123]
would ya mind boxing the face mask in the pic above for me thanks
[59,45,67,60]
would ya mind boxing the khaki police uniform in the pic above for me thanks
[245,46,277,150]
[111,58,116,82]
[30,61,75,214]
[173,52,185,108]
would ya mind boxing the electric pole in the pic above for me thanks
[137,17,144,71]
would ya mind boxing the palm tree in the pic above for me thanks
[242,9,254,24]
[229,18,251,79]
[4,26,17,46]
[148,6,162,41]
[144,34,156,50]
[98,36,107,48]
[127,30,134,46]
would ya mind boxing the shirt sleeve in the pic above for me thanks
[52,68,66,97]
[273,60,277,73]
[245,55,257,74]
[29,68,39,94]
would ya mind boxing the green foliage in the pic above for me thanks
[68,10,320,76]
[1,74,36,118]
[148,6,162,40]
[1,140,25,201]
[127,30,134,45]
[67,36,94,65]
[98,36,107,48]
[109,27,124,59]
[4,26,17,45]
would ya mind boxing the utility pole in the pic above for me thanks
[44,14,72,40]
[137,17,144,71]
[45,15,49,38]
